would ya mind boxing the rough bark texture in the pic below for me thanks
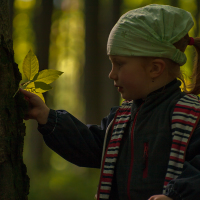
[8,0,14,34]
[0,0,29,199]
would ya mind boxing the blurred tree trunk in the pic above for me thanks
[34,0,53,72]
[98,0,121,120]
[169,0,179,7]
[27,0,53,171]
[84,0,100,124]
[0,0,29,199]
[195,0,200,36]
[84,0,121,124]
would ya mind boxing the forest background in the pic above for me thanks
[8,0,199,199]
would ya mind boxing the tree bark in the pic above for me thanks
[0,0,29,199]
[8,0,14,34]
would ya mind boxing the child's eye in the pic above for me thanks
[114,61,124,67]
[117,62,123,66]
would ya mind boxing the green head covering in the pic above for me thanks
[107,4,194,66]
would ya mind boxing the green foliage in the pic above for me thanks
[14,50,63,102]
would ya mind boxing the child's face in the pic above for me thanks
[109,55,152,100]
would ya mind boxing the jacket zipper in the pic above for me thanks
[127,110,139,200]
[143,142,149,179]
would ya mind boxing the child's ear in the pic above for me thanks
[149,58,166,78]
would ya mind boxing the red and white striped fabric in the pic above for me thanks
[97,100,132,200]
[96,94,200,199]
[163,94,200,192]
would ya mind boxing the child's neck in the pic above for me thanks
[147,74,176,98]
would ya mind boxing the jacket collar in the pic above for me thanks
[131,79,182,119]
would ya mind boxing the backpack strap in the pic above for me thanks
[163,94,200,193]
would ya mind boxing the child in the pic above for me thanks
[20,4,200,200]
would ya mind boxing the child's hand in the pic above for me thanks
[20,88,50,124]
[148,195,172,200]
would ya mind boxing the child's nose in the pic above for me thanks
[108,68,117,80]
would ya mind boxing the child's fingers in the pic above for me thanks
[148,196,154,200]
[19,88,37,98]
[148,195,173,200]
[19,88,42,106]
[19,88,49,123]
[24,96,30,101]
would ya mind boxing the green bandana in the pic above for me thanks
[107,4,194,66]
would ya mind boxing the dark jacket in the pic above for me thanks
[38,80,200,200]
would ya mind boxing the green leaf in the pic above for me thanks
[32,72,39,81]
[22,50,39,80]
[34,69,63,84]
[26,82,52,93]
[34,82,52,93]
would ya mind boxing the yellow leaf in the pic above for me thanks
[34,69,63,84]
[14,50,64,100]
[34,92,45,102]
[26,82,34,89]
[23,50,39,80]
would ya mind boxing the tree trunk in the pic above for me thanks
[84,0,121,124]
[8,0,14,34]
[0,0,29,199]
[112,0,122,24]
[27,0,53,172]
[33,0,53,71]
[84,0,101,124]
[98,0,122,116]
[169,0,179,7]
[195,0,200,36]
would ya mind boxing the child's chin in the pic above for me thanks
[122,94,141,101]
[121,94,133,101]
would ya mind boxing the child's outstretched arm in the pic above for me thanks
[19,88,50,124]
[20,87,119,168]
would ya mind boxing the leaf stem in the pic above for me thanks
[20,81,31,87]
[13,87,19,98]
